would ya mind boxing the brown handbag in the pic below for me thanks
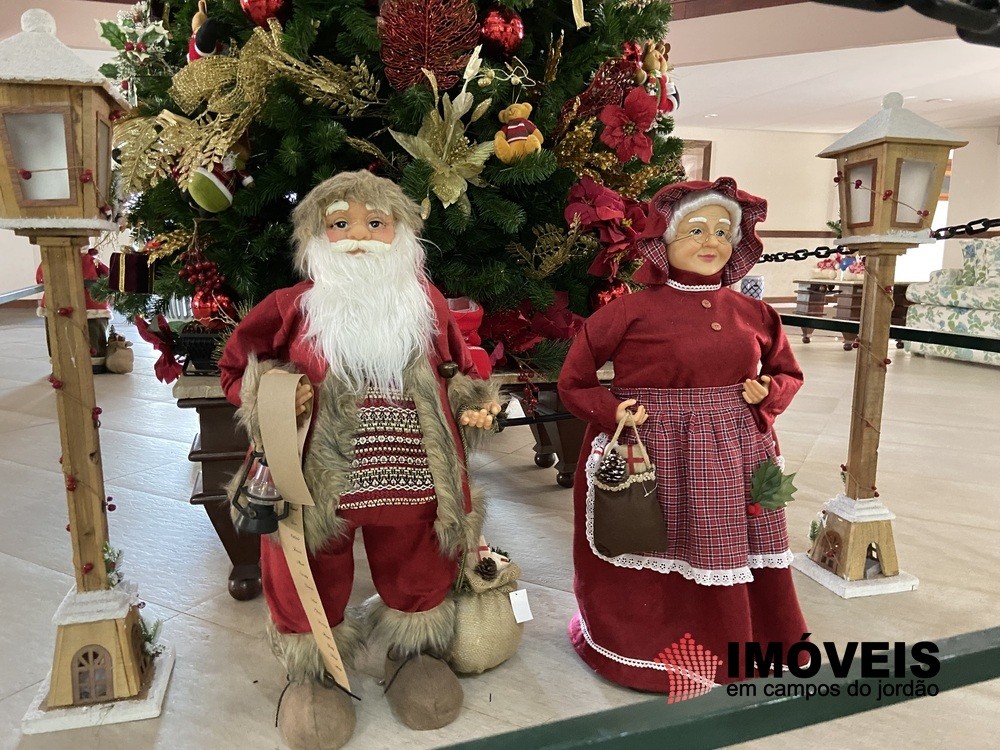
[592,414,668,558]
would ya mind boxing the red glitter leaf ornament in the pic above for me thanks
[378,0,480,91]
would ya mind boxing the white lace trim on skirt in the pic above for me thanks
[585,433,793,586]
[576,611,719,689]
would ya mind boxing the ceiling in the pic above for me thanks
[666,2,1000,135]
[672,36,1000,133]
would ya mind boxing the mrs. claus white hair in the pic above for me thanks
[663,191,743,247]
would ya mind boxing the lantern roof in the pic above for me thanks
[0,9,128,108]
[819,93,967,158]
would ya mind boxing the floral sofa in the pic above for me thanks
[904,238,1000,366]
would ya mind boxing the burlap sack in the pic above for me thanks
[449,562,523,674]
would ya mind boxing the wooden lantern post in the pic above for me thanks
[0,10,172,730]
[794,93,967,597]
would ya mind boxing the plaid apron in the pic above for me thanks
[585,383,792,585]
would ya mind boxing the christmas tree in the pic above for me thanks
[100,0,684,379]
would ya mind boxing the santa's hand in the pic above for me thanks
[616,399,648,426]
[460,402,502,430]
[742,375,771,405]
[295,380,313,425]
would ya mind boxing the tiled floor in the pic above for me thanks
[0,307,997,749]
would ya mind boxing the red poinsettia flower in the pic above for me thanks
[564,175,625,231]
[134,314,182,383]
[588,199,650,278]
[481,304,544,355]
[530,292,585,341]
[599,87,658,163]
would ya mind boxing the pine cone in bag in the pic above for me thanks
[597,448,628,485]
[474,557,498,581]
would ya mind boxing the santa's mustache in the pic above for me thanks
[326,238,391,255]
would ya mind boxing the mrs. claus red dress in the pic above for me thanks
[557,178,808,696]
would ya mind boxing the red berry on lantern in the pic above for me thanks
[853,179,863,189]
[66,524,71,532]
[82,563,94,574]
[884,358,892,365]
[851,342,860,349]
[833,176,841,184]
[107,503,117,512]
[882,190,893,200]
[480,7,525,59]
[840,463,847,471]
[18,168,32,180]
[57,306,73,316]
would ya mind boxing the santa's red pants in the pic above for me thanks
[261,511,457,634]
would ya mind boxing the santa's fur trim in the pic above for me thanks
[408,359,474,556]
[300,370,357,553]
[266,611,365,684]
[363,595,456,657]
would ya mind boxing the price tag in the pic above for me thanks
[509,589,533,624]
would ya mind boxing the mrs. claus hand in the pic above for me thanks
[615,398,648,426]
[460,402,502,430]
[742,375,771,405]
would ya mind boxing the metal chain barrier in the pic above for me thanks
[757,216,1000,263]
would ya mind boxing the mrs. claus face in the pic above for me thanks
[666,203,733,276]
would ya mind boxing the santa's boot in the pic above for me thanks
[267,618,363,749]
[365,596,463,730]
[277,677,356,750]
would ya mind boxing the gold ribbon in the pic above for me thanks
[572,0,590,30]
[258,371,350,691]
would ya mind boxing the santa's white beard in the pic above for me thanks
[299,227,436,395]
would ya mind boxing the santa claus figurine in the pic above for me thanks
[218,170,501,750]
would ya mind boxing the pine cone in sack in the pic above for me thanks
[596,448,628,485]
[449,562,523,675]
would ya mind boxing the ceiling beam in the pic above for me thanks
[671,0,809,20]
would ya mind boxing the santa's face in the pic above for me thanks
[666,203,733,276]
[299,202,435,395]
[324,200,395,250]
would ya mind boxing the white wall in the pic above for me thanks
[675,125,841,298]
[944,127,1000,269]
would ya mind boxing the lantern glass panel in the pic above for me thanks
[97,118,111,204]
[846,161,875,226]
[3,112,71,201]
[894,158,934,225]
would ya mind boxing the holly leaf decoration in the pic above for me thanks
[750,460,797,510]
[377,0,481,91]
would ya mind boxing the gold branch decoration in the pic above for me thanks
[145,228,194,261]
[554,118,617,181]
[508,217,598,280]
[390,47,494,213]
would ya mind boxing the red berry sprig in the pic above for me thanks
[178,249,225,293]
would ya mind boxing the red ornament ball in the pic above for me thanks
[239,0,290,27]
[588,278,631,312]
[192,290,237,330]
[480,7,524,59]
